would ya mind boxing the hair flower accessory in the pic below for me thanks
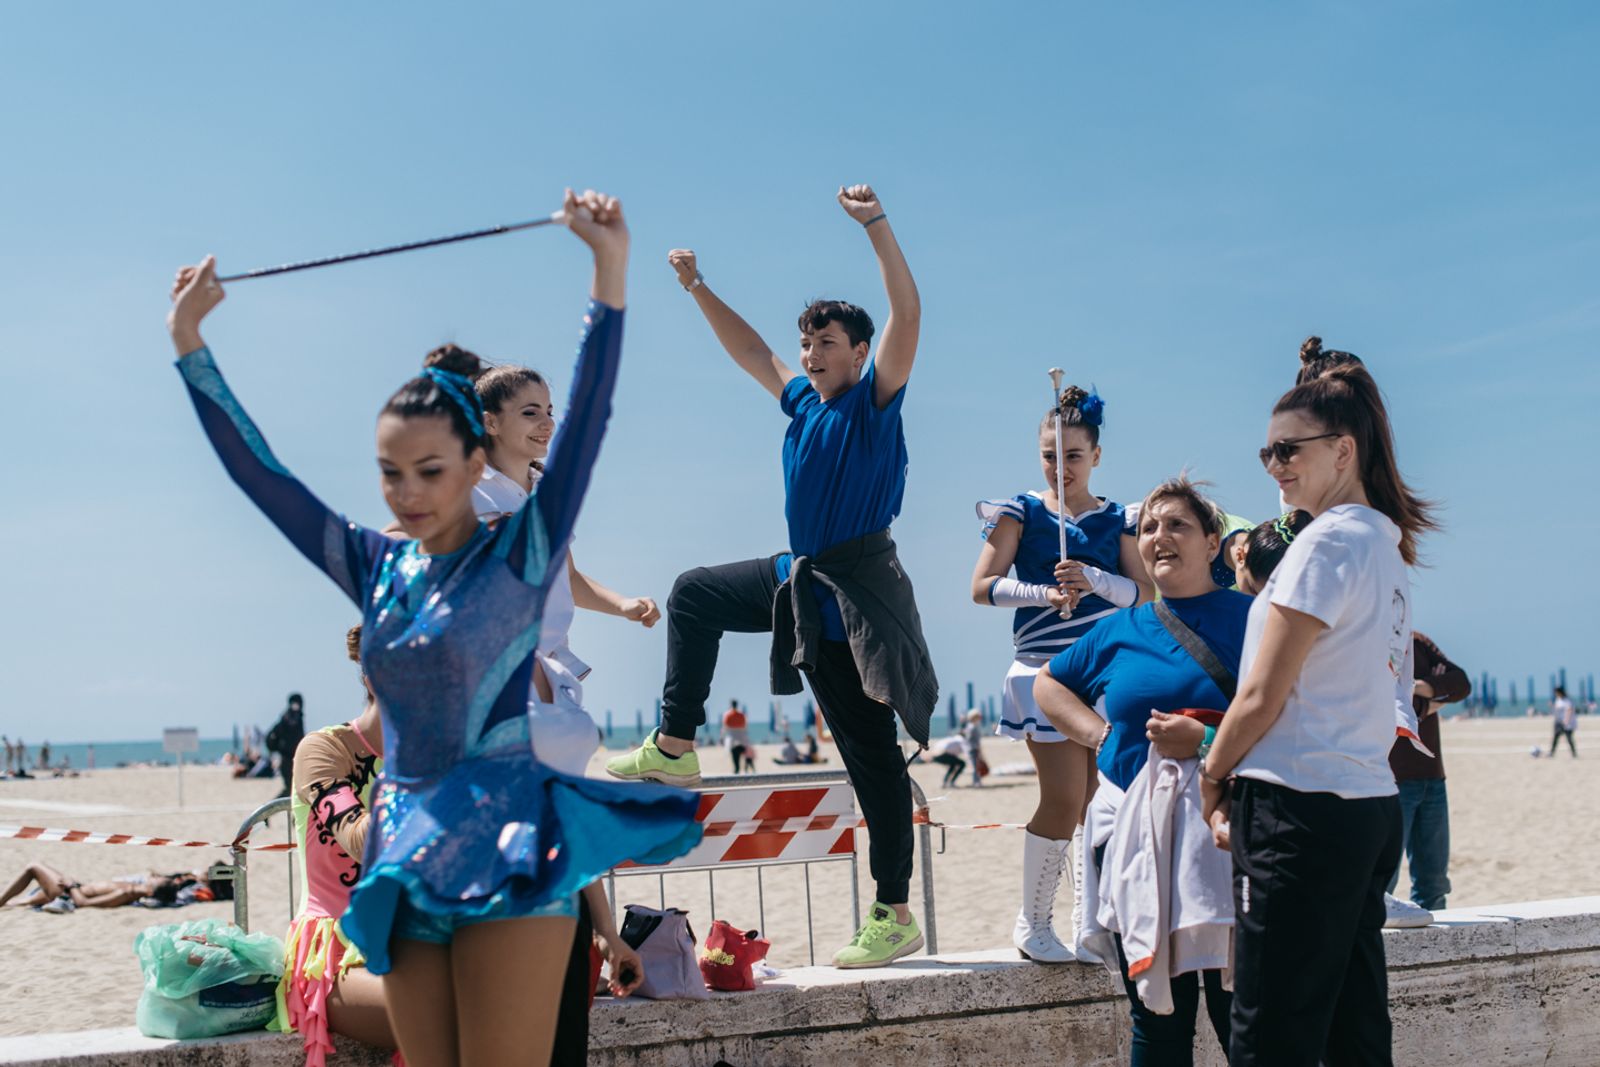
[1078,388,1105,427]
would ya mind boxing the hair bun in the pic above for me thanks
[424,343,485,381]
[1058,384,1089,410]
[1299,336,1324,365]
[345,625,362,663]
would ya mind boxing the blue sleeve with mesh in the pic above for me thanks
[175,347,391,604]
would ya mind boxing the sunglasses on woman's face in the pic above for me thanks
[1259,432,1341,469]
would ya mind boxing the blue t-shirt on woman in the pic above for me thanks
[1045,588,1251,790]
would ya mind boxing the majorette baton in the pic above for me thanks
[0,825,294,851]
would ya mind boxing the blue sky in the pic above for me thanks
[2,2,1595,742]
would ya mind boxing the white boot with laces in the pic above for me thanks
[1068,828,1102,963]
[1014,830,1075,963]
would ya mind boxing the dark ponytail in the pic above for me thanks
[1273,361,1437,565]
[380,344,488,455]
[1039,384,1105,447]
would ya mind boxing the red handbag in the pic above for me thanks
[698,920,771,992]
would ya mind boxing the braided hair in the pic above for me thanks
[1039,384,1105,447]
[380,344,488,455]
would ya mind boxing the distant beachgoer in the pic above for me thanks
[37,740,51,770]
[804,733,822,764]
[929,735,967,788]
[961,710,986,788]
[971,383,1152,963]
[722,700,751,775]
[1550,687,1578,757]
[1,864,226,912]
[1387,633,1470,919]
[776,736,802,765]
[1,735,11,775]
[265,694,306,798]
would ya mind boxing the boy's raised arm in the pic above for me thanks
[669,248,798,400]
[837,185,921,408]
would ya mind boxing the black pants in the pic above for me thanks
[1551,723,1577,757]
[1228,778,1402,1067]
[658,556,914,906]
[549,892,594,1067]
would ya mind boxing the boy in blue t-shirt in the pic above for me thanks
[607,185,937,968]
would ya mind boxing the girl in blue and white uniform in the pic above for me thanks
[971,385,1151,963]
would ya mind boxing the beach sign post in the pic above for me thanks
[163,728,200,808]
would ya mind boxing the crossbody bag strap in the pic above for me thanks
[1152,600,1237,703]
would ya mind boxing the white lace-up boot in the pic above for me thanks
[1068,829,1102,963]
[1013,830,1075,962]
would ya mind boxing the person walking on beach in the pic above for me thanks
[960,709,986,788]
[167,187,700,1067]
[1550,686,1578,757]
[266,694,305,798]
[607,185,939,969]
[1201,341,1436,1066]
[970,383,1151,962]
[722,700,752,775]
[1387,633,1470,920]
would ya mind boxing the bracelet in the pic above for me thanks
[1094,723,1112,757]
[863,213,888,229]
[682,271,704,293]
[1198,759,1226,786]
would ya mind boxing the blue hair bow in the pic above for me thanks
[1078,389,1105,427]
[423,367,485,440]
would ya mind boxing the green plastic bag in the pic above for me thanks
[133,919,284,1039]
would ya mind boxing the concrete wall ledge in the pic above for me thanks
[6,896,1599,1066]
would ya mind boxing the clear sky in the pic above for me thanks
[2,2,1595,742]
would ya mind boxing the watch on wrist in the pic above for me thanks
[683,271,704,293]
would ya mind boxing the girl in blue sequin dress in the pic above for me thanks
[167,189,701,1066]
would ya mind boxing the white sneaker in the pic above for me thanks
[1383,893,1434,928]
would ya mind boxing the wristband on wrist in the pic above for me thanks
[682,271,704,293]
[1197,724,1217,763]
[1199,759,1226,785]
[863,212,887,228]
[1081,565,1139,608]
[987,577,1055,608]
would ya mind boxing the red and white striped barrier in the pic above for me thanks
[0,824,293,851]
[622,784,861,870]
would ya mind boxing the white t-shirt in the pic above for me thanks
[1554,697,1577,731]
[1233,504,1411,799]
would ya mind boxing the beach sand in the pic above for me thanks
[2,716,1593,1038]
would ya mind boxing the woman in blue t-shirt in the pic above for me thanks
[1033,478,1250,1066]
[971,385,1151,963]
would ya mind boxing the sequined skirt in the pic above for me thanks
[340,749,702,974]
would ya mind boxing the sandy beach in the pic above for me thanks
[2,716,1593,1038]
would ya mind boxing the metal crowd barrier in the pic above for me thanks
[220,767,942,963]
[605,768,939,965]
[220,796,293,932]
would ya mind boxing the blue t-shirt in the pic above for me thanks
[775,363,909,640]
[1045,588,1250,790]
[978,492,1134,657]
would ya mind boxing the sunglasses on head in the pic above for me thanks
[1258,432,1341,469]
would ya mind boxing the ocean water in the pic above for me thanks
[1,698,1570,773]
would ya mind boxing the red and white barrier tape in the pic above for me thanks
[0,824,293,851]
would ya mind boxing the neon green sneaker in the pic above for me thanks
[605,729,702,787]
[832,904,924,969]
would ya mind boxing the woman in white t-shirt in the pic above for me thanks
[1199,349,1436,1067]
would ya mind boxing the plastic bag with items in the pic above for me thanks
[133,919,284,1038]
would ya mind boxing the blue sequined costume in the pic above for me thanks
[176,301,702,973]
